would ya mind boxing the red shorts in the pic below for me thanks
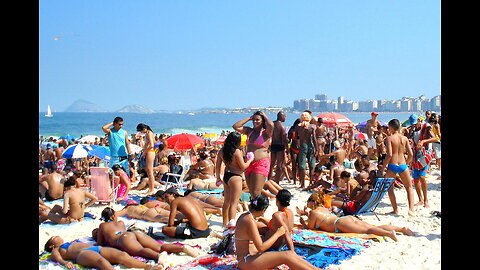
[244,158,270,178]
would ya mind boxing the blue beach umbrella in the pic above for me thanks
[62,144,90,159]
[59,134,77,142]
[355,121,387,133]
[88,146,111,161]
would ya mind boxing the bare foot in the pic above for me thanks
[424,201,430,208]
[408,210,415,216]
[401,227,414,236]
[387,230,398,242]
[183,245,200,257]
[387,210,398,215]
[415,201,424,207]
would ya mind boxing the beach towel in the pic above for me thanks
[291,229,385,250]
[167,254,289,270]
[291,243,359,269]
[40,212,96,228]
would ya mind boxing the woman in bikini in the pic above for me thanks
[112,164,132,201]
[137,123,156,196]
[233,111,274,199]
[39,177,98,224]
[382,118,416,216]
[187,177,223,191]
[234,195,320,270]
[299,192,414,241]
[215,131,254,228]
[257,189,295,251]
[287,118,301,185]
[44,235,165,270]
[95,207,200,260]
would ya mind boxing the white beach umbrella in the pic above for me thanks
[77,135,99,143]
[62,144,90,159]
[129,144,143,154]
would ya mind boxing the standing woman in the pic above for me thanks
[215,131,254,228]
[233,111,274,199]
[136,123,156,196]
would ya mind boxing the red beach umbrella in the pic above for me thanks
[353,131,368,140]
[317,112,354,128]
[166,133,205,150]
[214,136,226,144]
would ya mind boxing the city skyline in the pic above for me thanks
[39,1,440,112]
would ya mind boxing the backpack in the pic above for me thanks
[213,233,235,255]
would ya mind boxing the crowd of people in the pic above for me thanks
[39,110,440,269]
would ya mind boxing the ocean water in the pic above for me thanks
[39,112,416,138]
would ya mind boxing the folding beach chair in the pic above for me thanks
[163,164,185,191]
[342,177,395,221]
[89,167,119,204]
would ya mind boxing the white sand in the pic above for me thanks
[39,168,441,269]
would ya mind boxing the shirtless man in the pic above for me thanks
[321,140,347,166]
[40,177,98,224]
[53,141,66,164]
[382,119,416,216]
[269,111,289,183]
[314,117,327,157]
[366,112,382,160]
[295,111,319,188]
[42,144,56,169]
[39,164,66,201]
[161,187,211,239]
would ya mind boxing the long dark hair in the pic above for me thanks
[223,131,241,164]
[136,123,153,132]
[253,111,267,129]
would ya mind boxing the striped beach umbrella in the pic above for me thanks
[62,144,90,159]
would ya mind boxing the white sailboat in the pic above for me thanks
[45,105,53,117]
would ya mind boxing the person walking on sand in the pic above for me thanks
[382,119,416,216]
[296,111,319,189]
[102,117,132,172]
[269,111,289,184]
[215,131,255,228]
[233,111,274,199]
[366,112,381,160]
[137,123,157,196]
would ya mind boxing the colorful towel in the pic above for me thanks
[291,244,359,269]
[167,254,288,270]
[292,229,386,250]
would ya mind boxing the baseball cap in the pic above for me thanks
[408,114,419,125]
[371,112,379,116]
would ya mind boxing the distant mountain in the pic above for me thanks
[64,99,107,112]
[115,105,156,114]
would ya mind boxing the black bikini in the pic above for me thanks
[223,171,242,184]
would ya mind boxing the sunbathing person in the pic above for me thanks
[112,164,132,201]
[257,189,295,251]
[183,190,224,208]
[44,235,165,270]
[234,195,320,270]
[262,179,284,196]
[39,177,98,224]
[132,168,161,191]
[185,152,216,180]
[161,187,212,239]
[187,177,223,191]
[39,164,66,201]
[298,192,414,241]
[111,203,171,223]
[96,207,200,260]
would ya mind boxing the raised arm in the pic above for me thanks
[232,116,253,134]
[102,122,113,135]
[234,149,254,171]
[248,218,286,253]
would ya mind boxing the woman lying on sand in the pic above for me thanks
[95,207,200,260]
[299,192,414,241]
[44,235,165,270]
[234,195,321,270]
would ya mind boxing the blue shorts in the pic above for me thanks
[412,165,429,179]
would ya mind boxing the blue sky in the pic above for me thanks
[39,1,440,112]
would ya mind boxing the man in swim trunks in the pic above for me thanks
[295,111,319,188]
[102,116,132,172]
[383,118,416,216]
[269,111,289,183]
[366,112,382,160]
[39,164,66,201]
[161,187,211,239]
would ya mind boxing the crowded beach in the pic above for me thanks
[39,110,441,270]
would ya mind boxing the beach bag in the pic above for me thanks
[213,233,235,255]
[412,148,434,169]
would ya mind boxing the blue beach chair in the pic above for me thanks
[341,177,395,221]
